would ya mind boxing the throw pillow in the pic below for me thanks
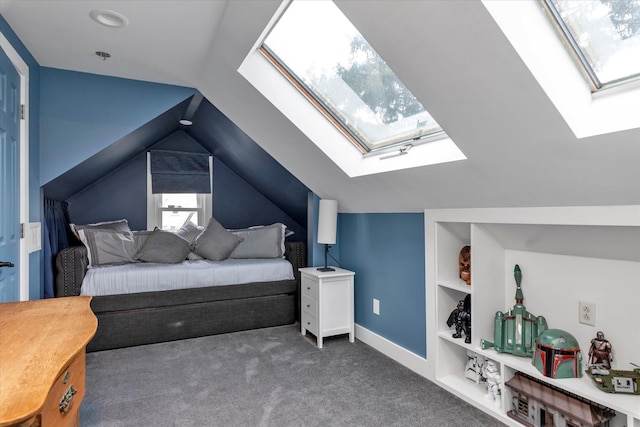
[175,220,203,244]
[134,229,190,263]
[191,217,243,261]
[229,223,286,259]
[70,219,130,240]
[78,229,138,267]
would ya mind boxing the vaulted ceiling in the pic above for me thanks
[2,0,639,212]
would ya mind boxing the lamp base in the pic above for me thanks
[317,266,335,272]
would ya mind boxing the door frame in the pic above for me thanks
[1,31,30,301]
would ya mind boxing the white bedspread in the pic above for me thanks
[80,258,295,297]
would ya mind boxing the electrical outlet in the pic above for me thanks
[579,301,596,326]
[373,298,380,315]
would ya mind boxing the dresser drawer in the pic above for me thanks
[301,295,318,318]
[301,278,319,300]
[40,351,86,427]
[301,313,318,336]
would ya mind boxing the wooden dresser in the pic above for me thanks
[0,297,97,427]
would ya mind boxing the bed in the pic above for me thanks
[54,219,306,352]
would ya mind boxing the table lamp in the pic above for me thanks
[317,199,337,272]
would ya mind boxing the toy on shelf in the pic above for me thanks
[506,372,616,427]
[586,363,640,394]
[447,294,471,343]
[458,245,471,286]
[532,329,582,378]
[588,331,613,369]
[481,265,547,357]
[482,359,502,408]
[465,350,485,383]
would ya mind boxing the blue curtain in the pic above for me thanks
[43,199,72,298]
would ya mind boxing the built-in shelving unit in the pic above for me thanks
[425,206,640,427]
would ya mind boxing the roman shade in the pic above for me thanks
[150,149,211,194]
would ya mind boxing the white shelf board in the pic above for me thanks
[436,374,516,425]
[437,280,472,294]
[438,331,474,350]
[474,347,640,418]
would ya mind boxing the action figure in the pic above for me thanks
[447,298,471,344]
[465,350,484,382]
[482,359,501,408]
[459,245,471,285]
[589,331,613,369]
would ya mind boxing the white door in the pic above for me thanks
[0,46,21,302]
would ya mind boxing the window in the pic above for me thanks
[262,0,446,154]
[483,0,640,138]
[517,395,529,417]
[543,0,640,91]
[146,153,212,230]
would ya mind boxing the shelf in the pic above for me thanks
[437,280,471,293]
[426,206,640,427]
[476,347,640,418]
[436,374,510,417]
[438,331,474,351]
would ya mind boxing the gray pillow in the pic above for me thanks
[132,230,154,252]
[191,217,243,261]
[229,223,286,259]
[78,229,138,267]
[71,219,130,240]
[134,229,190,263]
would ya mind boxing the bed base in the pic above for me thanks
[55,241,306,352]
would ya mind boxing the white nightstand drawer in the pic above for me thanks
[301,295,318,317]
[301,279,319,300]
[301,313,318,335]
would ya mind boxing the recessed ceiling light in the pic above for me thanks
[179,120,193,126]
[90,9,129,28]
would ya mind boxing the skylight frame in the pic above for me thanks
[260,45,368,154]
[541,0,640,92]
[260,0,447,156]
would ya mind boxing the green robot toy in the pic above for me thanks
[481,265,547,357]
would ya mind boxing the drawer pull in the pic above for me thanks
[59,385,77,414]
[307,321,311,325]
[306,304,310,308]
[306,287,310,290]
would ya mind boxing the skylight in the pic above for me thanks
[261,0,446,154]
[543,0,640,91]
[483,0,640,139]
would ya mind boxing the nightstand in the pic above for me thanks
[299,267,355,349]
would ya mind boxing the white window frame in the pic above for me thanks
[146,152,212,230]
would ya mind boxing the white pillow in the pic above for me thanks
[175,220,203,244]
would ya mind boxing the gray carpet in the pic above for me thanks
[81,325,504,426]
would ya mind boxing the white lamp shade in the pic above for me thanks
[317,199,338,244]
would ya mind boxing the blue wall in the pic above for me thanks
[338,213,426,357]
[39,68,197,186]
[66,131,307,239]
[1,15,42,299]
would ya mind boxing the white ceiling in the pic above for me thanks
[2,0,639,212]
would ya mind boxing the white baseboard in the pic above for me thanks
[354,324,429,378]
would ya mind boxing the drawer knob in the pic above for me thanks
[306,304,310,308]
[59,385,77,414]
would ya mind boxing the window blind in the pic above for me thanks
[150,150,211,194]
